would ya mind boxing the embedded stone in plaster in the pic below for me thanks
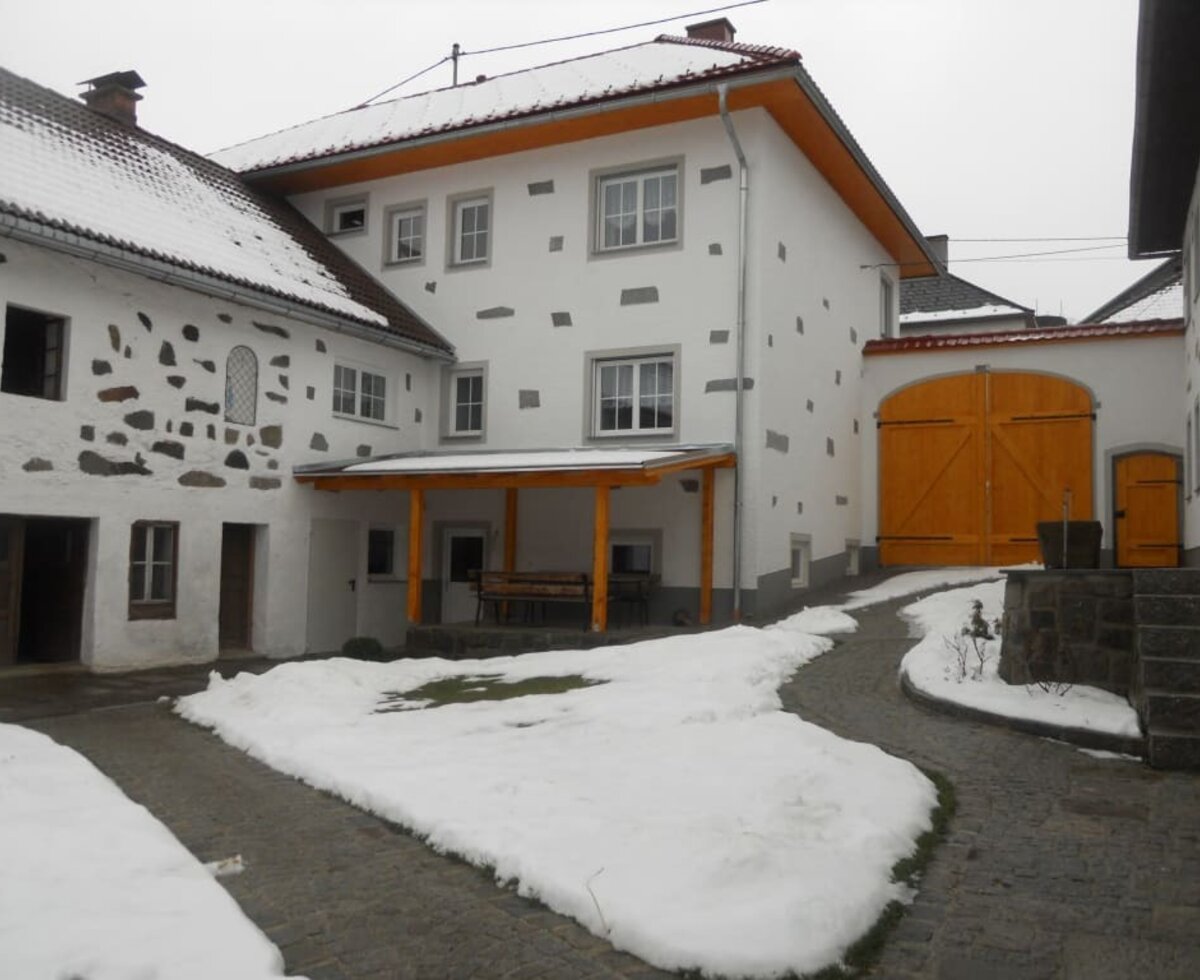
[194,359,216,373]
[137,312,152,330]
[551,312,572,327]
[253,321,290,339]
[80,425,95,442]
[835,369,842,385]
[777,242,787,261]
[806,399,814,413]
[123,345,132,358]
[306,386,315,400]
[836,495,849,506]
[850,327,858,343]
[267,459,279,471]
[22,458,52,472]
[278,375,289,390]
[152,440,184,460]
[250,476,282,491]
[853,419,860,434]
[549,236,564,252]
[106,432,127,446]
[185,398,219,414]
[179,422,194,438]
[165,421,173,433]
[518,389,540,409]
[709,330,729,344]
[405,373,411,392]
[0,252,5,263]
[679,479,699,493]
[826,437,835,456]
[92,359,112,376]
[206,424,216,440]
[124,410,154,430]
[425,281,437,294]
[315,339,327,353]
[477,306,515,319]
[310,433,329,452]
[260,425,282,449]
[768,334,773,347]
[356,444,372,457]
[166,375,186,389]
[247,434,256,447]
[705,377,754,393]
[225,429,239,445]
[182,324,199,342]
[255,450,269,457]
[108,324,120,351]
[620,286,658,305]
[772,496,778,507]
[415,408,423,423]
[765,430,789,453]
[708,243,723,255]
[823,298,830,310]
[224,450,250,470]
[217,313,233,324]
[700,164,732,184]
[266,392,288,404]
[179,470,225,488]
[796,317,804,334]
[527,180,554,195]
[270,355,290,368]
[79,450,150,477]
[797,502,803,514]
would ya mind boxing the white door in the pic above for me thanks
[306,519,359,653]
[441,528,486,623]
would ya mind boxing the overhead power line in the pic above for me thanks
[952,236,1127,243]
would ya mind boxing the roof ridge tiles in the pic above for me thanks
[653,33,802,63]
[866,318,1184,354]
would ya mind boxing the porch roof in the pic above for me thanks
[294,444,736,491]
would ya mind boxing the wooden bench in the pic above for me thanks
[474,571,591,629]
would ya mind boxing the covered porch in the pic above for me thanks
[295,445,736,632]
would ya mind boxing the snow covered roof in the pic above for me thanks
[0,66,451,354]
[212,36,799,174]
[865,319,1183,355]
[899,271,1033,328]
[1084,256,1183,324]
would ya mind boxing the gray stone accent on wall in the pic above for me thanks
[551,312,573,327]
[165,420,173,434]
[267,459,279,471]
[206,424,216,440]
[680,479,699,493]
[549,236,564,252]
[826,437,835,456]
[123,345,131,358]
[0,251,5,262]
[823,298,830,309]
[705,377,755,393]
[835,495,848,506]
[796,316,804,334]
[158,341,176,366]
[620,286,659,305]
[306,386,315,400]
[771,495,778,507]
[425,281,437,294]
[270,355,290,368]
[152,440,185,460]
[797,501,803,514]
[182,324,199,342]
[415,408,423,423]
[518,389,541,409]
[805,399,814,412]
[278,375,289,390]
[477,306,515,319]
[405,373,412,391]
[166,375,185,389]
[246,433,255,447]
[99,385,139,403]
[108,324,120,351]
[224,450,249,470]
[185,398,219,414]
[253,321,290,339]
[527,180,555,195]
[356,444,371,457]
[106,432,127,446]
[179,422,194,438]
[315,338,327,353]
[777,242,787,261]
[250,476,282,491]
[92,359,112,376]
[22,458,52,472]
[179,470,225,488]
[850,327,858,343]
[80,425,95,442]
[137,312,152,330]
[124,411,154,430]
[217,313,233,324]
[765,429,789,453]
[224,429,239,445]
[700,164,732,184]
[79,450,150,477]
[260,426,283,448]
[708,243,723,255]
[853,419,860,434]
[266,392,288,404]
[194,359,215,373]
[835,369,842,385]
[309,433,329,452]
[709,330,729,344]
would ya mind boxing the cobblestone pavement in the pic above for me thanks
[779,597,1200,980]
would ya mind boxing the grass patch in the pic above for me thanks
[378,673,604,711]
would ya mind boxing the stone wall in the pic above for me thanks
[999,569,1135,696]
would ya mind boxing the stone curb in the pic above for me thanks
[899,668,1146,758]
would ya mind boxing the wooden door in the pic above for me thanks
[219,524,255,652]
[0,517,24,665]
[879,371,1092,566]
[1115,453,1181,567]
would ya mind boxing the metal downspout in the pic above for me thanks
[718,85,748,621]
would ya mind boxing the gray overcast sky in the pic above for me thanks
[0,0,1147,321]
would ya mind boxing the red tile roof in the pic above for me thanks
[864,319,1184,355]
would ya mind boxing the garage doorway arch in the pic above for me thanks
[878,370,1094,566]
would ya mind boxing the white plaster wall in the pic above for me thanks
[860,335,1185,554]
[898,312,1031,336]
[0,239,436,668]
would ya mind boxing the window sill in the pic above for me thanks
[589,239,681,261]
[128,604,176,621]
[384,257,426,269]
[445,259,491,273]
[331,412,399,430]
[589,430,677,442]
[326,227,368,239]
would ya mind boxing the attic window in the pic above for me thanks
[2,305,66,401]
[326,197,368,236]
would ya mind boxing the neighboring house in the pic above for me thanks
[1084,256,1183,325]
[1128,0,1200,565]
[0,67,453,670]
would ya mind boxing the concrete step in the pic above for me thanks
[1147,728,1200,770]
[1137,625,1200,659]
[1134,569,1200,596]
[1143,690,1200,730]
[1140,656,1200,693]
[1135,594,1200,626]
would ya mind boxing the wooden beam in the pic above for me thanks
[406,489,424,625]
[504,488,518,572]
[700,467,715,625]
[591,486,610,632]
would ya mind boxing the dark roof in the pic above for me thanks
[1083,256,1183,323]
[865,319,1183,355]
[899,271,1033,319]
[0,66,451,355]
[1128,0,1200,257]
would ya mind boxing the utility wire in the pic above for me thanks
[865,243,1127,269]
[357,56,451,108]
[952,236,1126,243]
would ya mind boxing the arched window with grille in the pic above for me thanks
[225,346,258,425]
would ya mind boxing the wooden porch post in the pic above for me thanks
[591,485,610,631]
[406,488,424,625]
[700,467,715,625]
[504,488,518,572]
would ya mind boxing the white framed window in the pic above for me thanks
[326,196,367,236]
[610,530,660,575]
[386,204,425,265]
[789,533,811,589]
[880,275,895,337]
[333,363,389,423]
[596,166,679,252]
[592,355,674,436]
[129,521,178,619]
[224,346,257,425]
[452,372,484,435]
[451,194,491,266]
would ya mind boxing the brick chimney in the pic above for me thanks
[79,70,146,126]
[686,18,736,43]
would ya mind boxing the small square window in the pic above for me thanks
[368,528,395,577]
[326,197,367,236]
[790,534,811,589]
[595,166,679,252]
[129,521,178,619]
[2,305,66,401]
[333,363,390,423]
[386,205,425,265]
[452,195,491,266]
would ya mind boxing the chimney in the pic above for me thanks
[686,18,736,43]
[925,233,950,270]
[79,70,146,126]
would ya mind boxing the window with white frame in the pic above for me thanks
[610,531,658,575]
[452,196,490,265]
[326,197,367,235]
[596,166,678,252]
[386,204,425,265]
[790,534,811,589]
[451,371,484,435]
[333,363,388,422]
[593,354,674,435]
[129,521,177,619]
[880,275,895,337]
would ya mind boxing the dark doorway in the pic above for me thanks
[11,517,90,664]
[219,524,255,653]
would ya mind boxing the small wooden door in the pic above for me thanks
[441,528,486,623]
[1115,453,1181,567]
[0,517,24,665]
[219,524,255,652]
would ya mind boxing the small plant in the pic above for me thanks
[341,635,385,660]
[944,599,1000,682]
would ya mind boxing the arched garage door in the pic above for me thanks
[879,371,1093,566]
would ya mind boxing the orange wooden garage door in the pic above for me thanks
[879,371,1093,566]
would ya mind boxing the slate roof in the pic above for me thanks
[865,319,1183,355]
[899,271,1033,323]
[1083,256,1183,324]
[211,35,801,174]
[0,66,451,354]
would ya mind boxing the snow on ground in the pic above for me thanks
[899,581,1140,738]
[179,626,936,978]
[0,723,298,980]
[840,567,1008,611]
